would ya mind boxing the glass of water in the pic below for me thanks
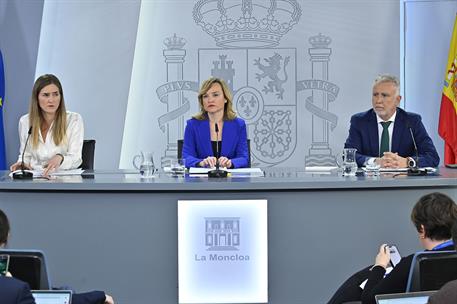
[170,158,186,176]
[365,162,381,177]
[337,148,358,176]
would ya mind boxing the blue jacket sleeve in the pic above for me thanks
[344,115,371,167]
[229,119,249,168]
[182,119,203,168]
[410,116,440,167]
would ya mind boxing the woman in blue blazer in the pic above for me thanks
[183,78,249,168]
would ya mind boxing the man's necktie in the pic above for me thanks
[379,121,392,156]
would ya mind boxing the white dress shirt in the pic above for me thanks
[17,111,84,170]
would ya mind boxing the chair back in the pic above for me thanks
[177,139,251,167]
[80,139,96,170]
[406,250,457,292]
[0,249,50,289]
[177,139,184,160]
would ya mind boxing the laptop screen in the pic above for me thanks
[32,290,72,304]
[375,291,436,304]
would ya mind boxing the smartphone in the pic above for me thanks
[388,245,401,267]
[0,254,9,276]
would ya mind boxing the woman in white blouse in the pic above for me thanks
[10,74,84,176]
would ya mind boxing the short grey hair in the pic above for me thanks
[373,74,400,96]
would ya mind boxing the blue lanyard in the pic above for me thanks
[432,240,454,251]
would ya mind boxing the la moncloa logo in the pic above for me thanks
[205,217,240,251]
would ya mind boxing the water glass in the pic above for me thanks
[365,162,381,177]
[170,158,186,175]
[342,162,358,176]
[337,148,358,176]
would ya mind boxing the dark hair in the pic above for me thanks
[0,209,10,246]
[411,192,457,241]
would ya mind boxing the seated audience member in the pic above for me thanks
[344,74,439,168]
[427,219,457,304]
[0,209,114,304]
[10,74,84,177]
[182,77,249,168]
[327,192,457,304]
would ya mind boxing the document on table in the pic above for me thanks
[369,167,437,173]
[304,166,338,172]
[9,168,84,178]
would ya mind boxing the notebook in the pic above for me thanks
[32,290,72,304]
[375,290,436,304]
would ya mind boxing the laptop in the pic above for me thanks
[32,290,72,304]
[375,290,436,304]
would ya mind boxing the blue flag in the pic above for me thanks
[0,50,7,169]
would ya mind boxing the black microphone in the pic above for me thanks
[12,126,34,179]
[409,127,419,165]
[215,123,220,170]
[407,126,426,176]
[208,122,228,178]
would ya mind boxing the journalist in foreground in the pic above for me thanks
[10,74,84,176]
[0,209,114,304]
[328,192,457,304]
[344,74,439,168]
[182,77,249,168]
[427,218,457,304]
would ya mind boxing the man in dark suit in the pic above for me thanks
[0,209,114,304]
[344,74,439,168]
[0,275,35,304]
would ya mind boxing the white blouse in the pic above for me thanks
[17,111,84,170]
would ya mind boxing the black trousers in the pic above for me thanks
[327,266,372,304]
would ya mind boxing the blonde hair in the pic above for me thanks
[29,74,67,148]
[193,77,237,120]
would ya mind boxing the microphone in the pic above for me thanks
[215,123,220,170]
[13,126,34,179]
[208,122,228,178]
[407,126,426,176]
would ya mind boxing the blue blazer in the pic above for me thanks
[183,117,249,168]
[0,276,35,304]
[344,108,439,167]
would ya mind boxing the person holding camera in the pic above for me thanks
[328,192,457,304]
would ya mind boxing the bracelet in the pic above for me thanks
[56,153,64,165]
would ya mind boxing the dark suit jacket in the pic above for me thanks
[344,108,440,167]
[183,117,249,168]
[0,276,105,304]
[0,276,35,304]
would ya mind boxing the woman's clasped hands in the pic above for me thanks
[199,156,232,168]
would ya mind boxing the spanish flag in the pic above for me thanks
[439,14,457,165]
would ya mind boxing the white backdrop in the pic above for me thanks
[11,0,457,169]
[120,0,400,169]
